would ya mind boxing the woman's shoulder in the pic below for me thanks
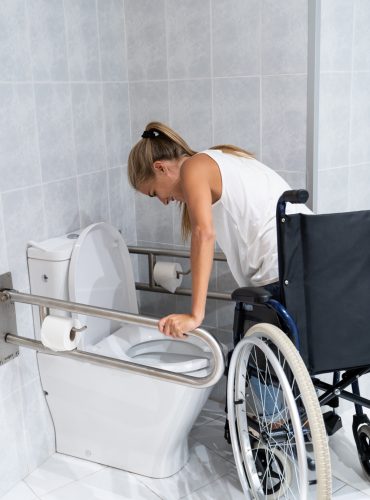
[181,153,222,198]
[182,152,219,174]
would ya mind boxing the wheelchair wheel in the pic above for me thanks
[355,423,370,480]
[227,323,331,499]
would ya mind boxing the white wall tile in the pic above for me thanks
[129,80,169,142]
[64,0,101,82]
[0,0,32,81]
[0,196,9,274]
[350,73,370,165]
[169,79,212,152]
[103,83,131,168]
[34,84,77,183]
[71,83,106,174]
[167,0,211,79]
[125,0,167,81]
[261,0,307,75]
[78,171,110,227]
[108,166,137,244]
[212,0,260,77]
[0,84,41,192]
[349,164,370,211]
[28,0,69,81]
[320,0,354,72]
[318,73,351,169]
[353,0,370,72]
[317,167,349,214]
[213,77,260,157]
[262,75,307,172]
[43,178,80,238]
[97,0,127,82]
[135,191,174,245]
[2,186,46,290]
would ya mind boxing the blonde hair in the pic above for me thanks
[128,122,253,240]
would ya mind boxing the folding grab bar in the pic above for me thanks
[0,282,225,389]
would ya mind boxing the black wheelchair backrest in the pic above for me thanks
[278,201,370,374]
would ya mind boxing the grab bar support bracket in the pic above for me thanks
[0,273,19,366]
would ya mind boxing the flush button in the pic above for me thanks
[42,274,48,282]
[67,233,79,239]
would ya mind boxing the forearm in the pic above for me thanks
[190,228,215,321]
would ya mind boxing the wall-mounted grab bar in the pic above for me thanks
[0,278,225,389]
[128,245,231,301]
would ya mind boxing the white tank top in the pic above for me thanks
[202,149,311,287]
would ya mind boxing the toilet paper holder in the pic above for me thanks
[127,246,231,301]
[0,272,225,389]
[70,324,87,340]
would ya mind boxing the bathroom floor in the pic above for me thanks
[2,399,370,499]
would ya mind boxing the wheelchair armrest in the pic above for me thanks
[231,286,271,304]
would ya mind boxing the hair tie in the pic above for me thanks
[141,129,160,139]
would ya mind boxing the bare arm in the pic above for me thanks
[158,155,218,338]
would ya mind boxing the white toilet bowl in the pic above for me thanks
[27,222,221,478]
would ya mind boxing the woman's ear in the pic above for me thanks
[153,160,167,174]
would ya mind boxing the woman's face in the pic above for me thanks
[138,159,184,204]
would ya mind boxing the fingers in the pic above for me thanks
[157,315,188,339]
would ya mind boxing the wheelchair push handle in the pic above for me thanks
[279,189,309,205]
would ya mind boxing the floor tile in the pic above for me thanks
[40,467,160,500]
[24,453,105,497]
[0,482,38,500]
[329,407,370,495]
[181,472,248,499]
[190,416,235,464]
[333,484,370,498]
[135,440,235,500]
[192,399,225,428]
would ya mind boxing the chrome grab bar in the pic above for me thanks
[0,288,225,389]
[128,245,231,301]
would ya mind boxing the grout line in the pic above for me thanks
[209,0,215,146]
[0,71,345,85]
[62,0,81,230]
[259,0,262,161]
[347,0,356,211]
[0,166,126,196]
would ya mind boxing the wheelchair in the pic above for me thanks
[225,190,370,499]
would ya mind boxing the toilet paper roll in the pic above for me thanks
[153,261,183,293]
[41,315,83,351]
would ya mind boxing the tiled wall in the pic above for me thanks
[317,0,370,213]
[0,0,136,494]
[128,0,308,347]
[0,0,309,492]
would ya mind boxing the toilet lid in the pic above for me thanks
[69,223,138,346]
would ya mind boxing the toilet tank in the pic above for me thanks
[27,233,78,339]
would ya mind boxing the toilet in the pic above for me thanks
[27,222,220,478]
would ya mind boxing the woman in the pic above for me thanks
[128,122,310,339]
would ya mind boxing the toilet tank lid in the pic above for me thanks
[27,232,80,261]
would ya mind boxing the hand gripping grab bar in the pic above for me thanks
[0,281,225,389]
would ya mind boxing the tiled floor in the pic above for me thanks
[2,399,370,499]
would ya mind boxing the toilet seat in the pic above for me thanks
[89,326,211,374]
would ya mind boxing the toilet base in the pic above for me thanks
[38,352,211,478]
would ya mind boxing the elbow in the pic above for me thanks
[192,224,216,244]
